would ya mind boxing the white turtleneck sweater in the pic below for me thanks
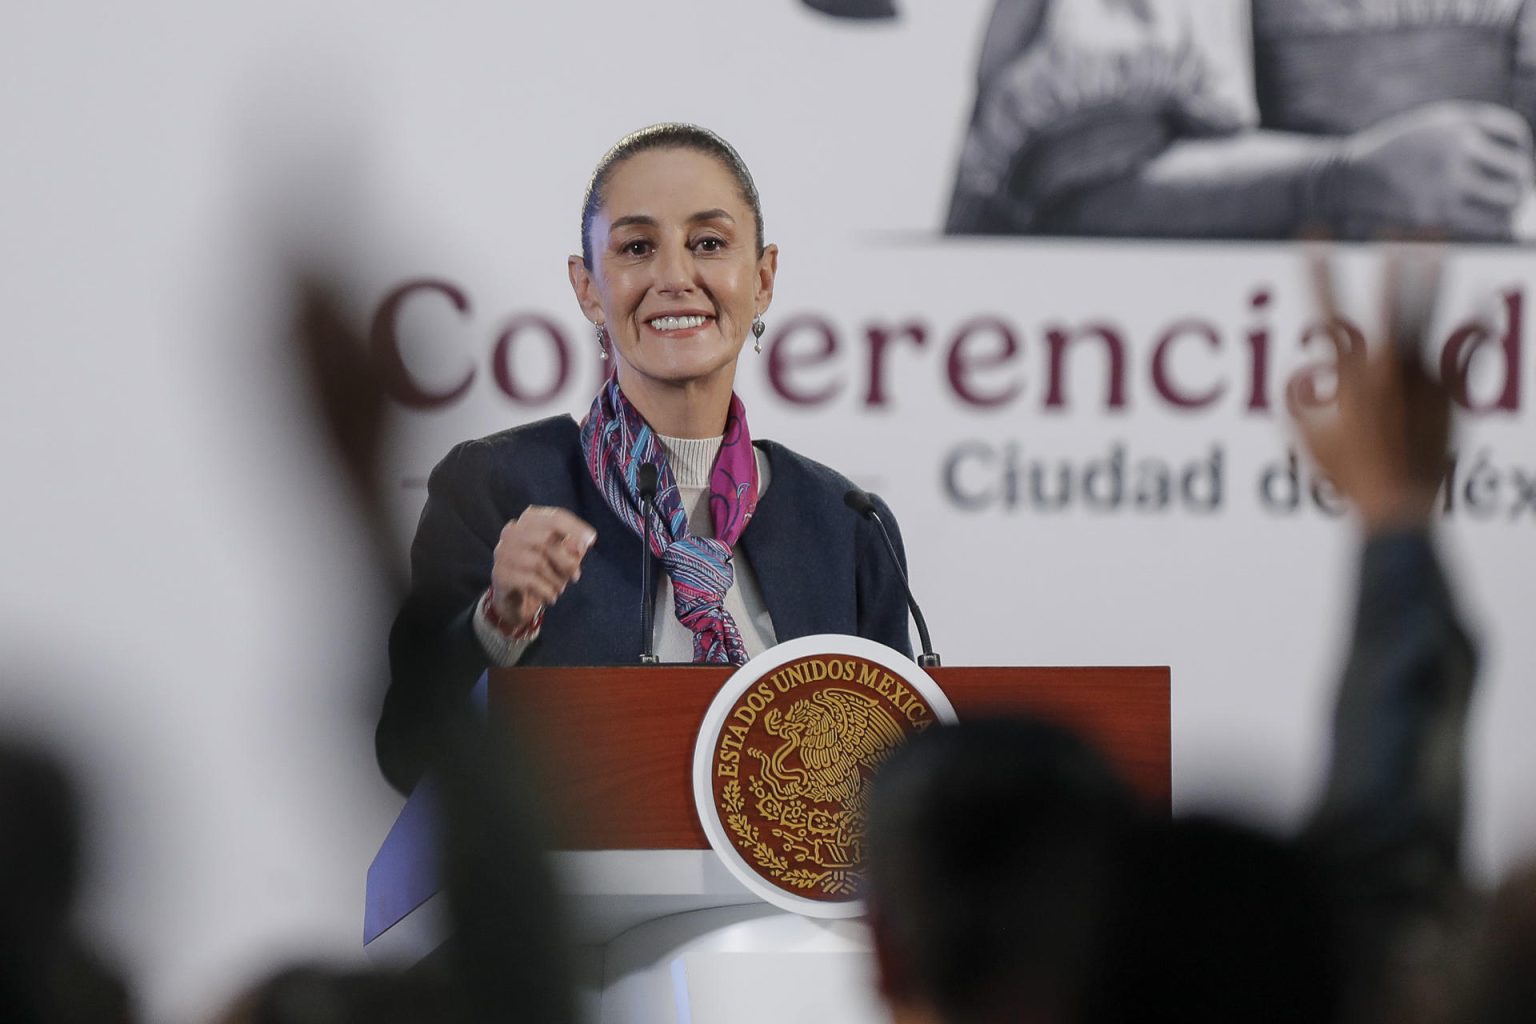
[473,433,777,666]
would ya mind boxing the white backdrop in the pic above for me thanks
[4,3,1535,1022]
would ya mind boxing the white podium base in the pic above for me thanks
[553,850,758,946]
[367,845,888,1023]
[591,903,888,1024]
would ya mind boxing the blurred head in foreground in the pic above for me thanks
[1084,814,1345,1024]
[0,738,133,1024]
[863,717,1135,1024]
[863,716,1351,1024]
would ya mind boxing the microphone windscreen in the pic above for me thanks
[842,488,876,519]
[638,463,659,500]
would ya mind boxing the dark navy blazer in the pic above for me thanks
[377,415,914,792]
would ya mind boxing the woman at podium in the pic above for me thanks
[377,123,914,792]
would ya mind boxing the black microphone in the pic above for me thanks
[638,463,660,665]
[843,488,940,667]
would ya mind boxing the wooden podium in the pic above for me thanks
[500,664,1169,850]
[364,663,1169,963]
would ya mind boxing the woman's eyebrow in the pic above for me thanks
[610,209,736,232]
[609,214,657,231]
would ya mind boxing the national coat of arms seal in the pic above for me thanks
[693,634,956,917]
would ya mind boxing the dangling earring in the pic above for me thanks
[751,315,766,354]
[595,323,609,361]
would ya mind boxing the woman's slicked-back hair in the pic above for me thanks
[579,122,764,268]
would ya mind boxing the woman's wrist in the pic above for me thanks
[479,587,543,639]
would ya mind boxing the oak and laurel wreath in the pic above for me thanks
[722,779,789,875]
[783,868,856,895]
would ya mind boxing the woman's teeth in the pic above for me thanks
[648,315,707,331]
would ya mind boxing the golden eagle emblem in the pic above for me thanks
[754,688,907,806]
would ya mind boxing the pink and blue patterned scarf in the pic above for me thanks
[579,377,760,664]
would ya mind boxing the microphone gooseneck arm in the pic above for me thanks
[638,463,660,665]
[842,488,940,667]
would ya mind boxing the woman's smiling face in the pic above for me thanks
[570,146,777,415]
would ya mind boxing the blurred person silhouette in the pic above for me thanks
[1468,860,1536,1024]
[863,717,1138,1024]
[864,726,1348,1024]
[1094,261,1478,1024]
[1292,258,1479,1024]
[863,253,1480,1024]
[264,275,579,1024]
[1083,814,1346,1024]
[0,738,135,1024]
[944,0,1536,240]
[214,965,467,1024]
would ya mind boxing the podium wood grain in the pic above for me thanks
[491,665,1170,850]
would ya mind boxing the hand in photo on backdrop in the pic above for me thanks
[1323,102,1536,242]
[490,506,597,631]
[1290,252,1456,533]
[799,0,898,18]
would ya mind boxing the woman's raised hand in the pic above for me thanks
[489,506,597,631]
